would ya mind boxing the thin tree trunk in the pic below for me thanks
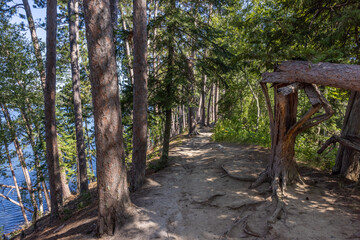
[0,194,33,213]
[69,0,88,194]
[215,80,219,123]
[119,4,134,85]
[161,109,172,162]
[196,95,202,124]
[84,0,131,234]
[3,137,29,224]
[131,0,148,191]
[20,108,45,215]
[1,104,39,217]
[16,75,51,213]
[207,84,213,126]
[45,0,63,219]
[212,84,216,123]
[246,78,260,131]
[182,104,186,131]
[22,0,46,90]
[201,75,206,127]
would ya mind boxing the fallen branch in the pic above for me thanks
[0,193,33,213]
[221,165,257,182]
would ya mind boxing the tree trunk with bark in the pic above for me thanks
[332,91,360,181]
[68,0,88,194]
[131,0,148,191]
[3,136,29,224]
[20,107,46,215]
[83,0,131,235]
[22,0,46,90]
[201,75,206,127]
[45,0,63,219]
[252,82,334,223]
[161,109,172,163]
[207,84,213,126]
[263,61,360,91]
[1,104,39,218]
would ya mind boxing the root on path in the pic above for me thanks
[221,165,257,183]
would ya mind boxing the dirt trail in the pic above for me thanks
[115,128,360,240]
[18,128,360,239]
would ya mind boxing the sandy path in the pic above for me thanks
[112,128,360,240]
[18,128,360,240]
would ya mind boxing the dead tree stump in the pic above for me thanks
[251,82,334,222]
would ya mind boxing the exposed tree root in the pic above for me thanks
[226,200,265,211]
[243,222,262,237]
[220,214,248,239]
[221,165,257,182]
[249,170,269,189]
[192,193,225,207]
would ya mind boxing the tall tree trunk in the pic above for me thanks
[68,0,88,194]
[332,91,360,181]
[22,0,46,90]
[84,0,131,235]
[131,0,148,191]
[201,75,206,127]
[45,0,63,219]
[161,0,175,162]
[3,135,29,224]
[119,4,134,85]
[196,96,202,123]
[212,83,216,123]
[161,109,172,162]
[207,84,213,126]
[1,104,39,218]
[215,80,219,123]
[20,108,46,215]
[182,104,186,131]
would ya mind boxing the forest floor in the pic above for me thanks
[12,127,360,240]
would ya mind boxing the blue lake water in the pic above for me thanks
[0,159,48,235]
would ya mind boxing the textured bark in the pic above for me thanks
[252,82,334,222]
[68,0,88,194]
[131,0,148,191]
[263,61,360,91]
[186,57,197,135]
[4,139,29,224]
[45,0,63,219]
[1,104,39,217]
[22,0,46,90]
[161,0,175,162]
[83,0,131,235]
[332,91,360,181]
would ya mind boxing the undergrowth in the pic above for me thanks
[213,119,337,171]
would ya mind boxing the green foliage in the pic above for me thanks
[213,119,271,147]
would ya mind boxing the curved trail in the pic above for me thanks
[114,128,359,240]
[20,128,360,239]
